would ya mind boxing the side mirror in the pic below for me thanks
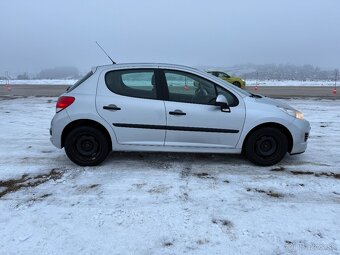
[215,94,230,113]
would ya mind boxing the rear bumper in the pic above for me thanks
[289,119,311,155]
[50,109,71,148]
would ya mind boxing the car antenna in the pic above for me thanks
[95,41,116,64]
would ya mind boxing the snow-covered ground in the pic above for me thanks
[1,79,338,87]
[0,97,339,254]
[0,79,77,85]
[246,80,337,87]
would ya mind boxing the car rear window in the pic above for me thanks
[67,71,93,92]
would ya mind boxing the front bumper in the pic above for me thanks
[289,118,311,154]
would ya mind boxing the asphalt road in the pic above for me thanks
[0,84,339,99]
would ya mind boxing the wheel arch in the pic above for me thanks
[61,119,112,150]
[241,122,293,154]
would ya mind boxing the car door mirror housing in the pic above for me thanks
[215,94,228,105]
[215,94,230,112]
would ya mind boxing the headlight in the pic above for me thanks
[278,107,304,120]
[295,111,304,120]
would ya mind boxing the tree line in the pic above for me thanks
[1,66,81,80]
[233,64,338,81]
[2,64,339,81]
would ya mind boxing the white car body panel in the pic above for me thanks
[96,92,166,146]
[163,101,245,148]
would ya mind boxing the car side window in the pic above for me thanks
[105,69,157,99]
[216,86,239,107]
[218,72,230,79]
[164,70,217,105]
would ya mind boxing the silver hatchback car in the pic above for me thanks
[50,63,310,166]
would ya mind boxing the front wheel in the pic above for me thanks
[244,127,288,166]
[64,126,109,166]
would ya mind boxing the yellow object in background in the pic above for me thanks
[207,71,246,89]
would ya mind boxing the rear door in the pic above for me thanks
[162,70,245,148]
[96,68,166,146]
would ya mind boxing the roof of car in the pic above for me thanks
[94,63,200,71]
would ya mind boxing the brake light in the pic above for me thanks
[56,96,75,112]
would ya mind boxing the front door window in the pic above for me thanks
[164,70,217,105]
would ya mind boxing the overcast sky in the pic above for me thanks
[1,0,339,74]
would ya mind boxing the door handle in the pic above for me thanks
[169,110,186,116]
[103,104,121,111]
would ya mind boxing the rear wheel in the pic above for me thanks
[64,126,109,166]
[244,127,288,166]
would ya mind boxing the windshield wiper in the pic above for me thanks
[249,93,262,98]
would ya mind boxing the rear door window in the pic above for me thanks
[105,69,157,99]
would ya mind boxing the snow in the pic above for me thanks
[0,97,339,254]
[247,79,337,87]
[0,79,77,85]
[1,79,338,87]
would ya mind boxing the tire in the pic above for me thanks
[244,127,288,166]
[64,126,109,166]
[232,81,241,88]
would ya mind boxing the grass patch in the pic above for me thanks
[0,168,64,198]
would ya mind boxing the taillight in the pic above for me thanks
[56,96,75,112]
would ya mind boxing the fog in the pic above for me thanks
[1,0,339,74]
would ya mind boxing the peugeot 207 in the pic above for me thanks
[50,63,310,166]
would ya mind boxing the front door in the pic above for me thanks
[163,70,245,148]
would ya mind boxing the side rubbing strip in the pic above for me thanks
[113,123,239,134]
